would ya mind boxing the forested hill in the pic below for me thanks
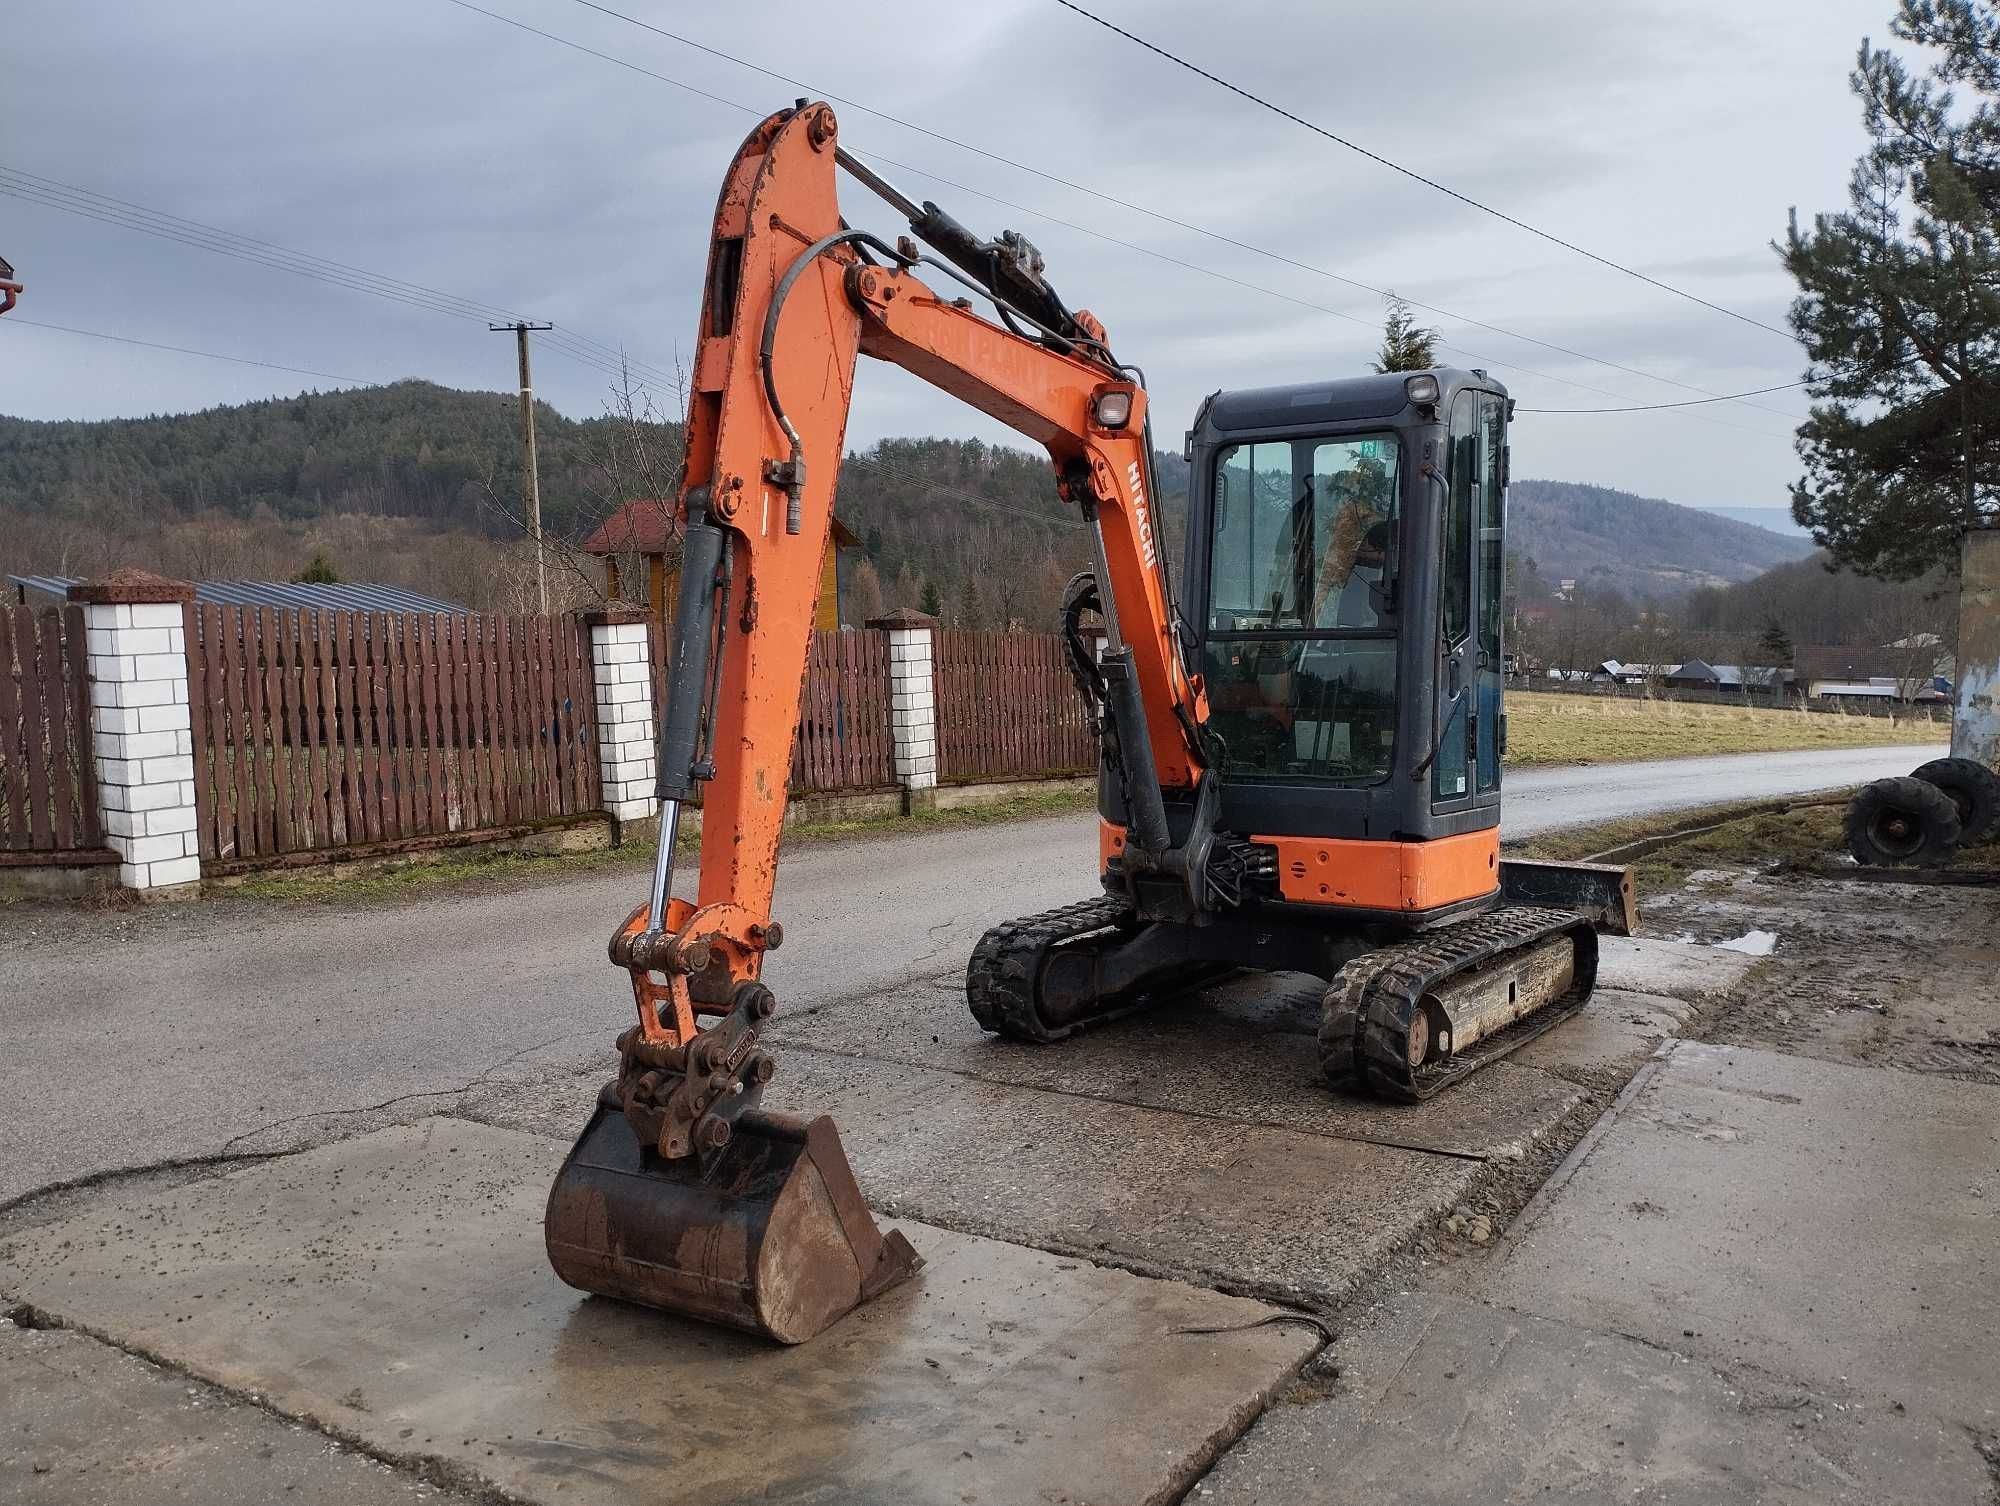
[0,381,1807,622]
[0,380,647,537]
[1507,480,1815,600]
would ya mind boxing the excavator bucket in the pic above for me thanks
[544,1087,922,1344]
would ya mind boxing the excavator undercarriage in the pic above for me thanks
[541,100,1631,1344]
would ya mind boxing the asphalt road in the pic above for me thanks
[0,744,1928,1207]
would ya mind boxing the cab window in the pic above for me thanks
[1202,432,1402,785]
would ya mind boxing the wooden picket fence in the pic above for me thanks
[186,606,599,864]
[0,604,102,853]
[646,626,899,796]
[933,628,1097,781]
[792,629,896,791]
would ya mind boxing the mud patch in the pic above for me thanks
[1663,868,2000,1084]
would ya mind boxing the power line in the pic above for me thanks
[4,28,1801,459]
[3,15,1802,441]
[1052,0,1801,347]
[0,316,373,385]
[1520,379,1812,414]
[0,177,627,386]
[840,147,1792,442]
[0,167,683,393]
[524,0,1804,428]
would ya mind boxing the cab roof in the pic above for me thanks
[1198,366,1507,436]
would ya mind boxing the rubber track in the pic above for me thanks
[1318,905,1599,1103]
[966,895,1134,1042]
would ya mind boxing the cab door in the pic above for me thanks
[1472,392,1506,803]
[1432,388,1505,815]
[1431,392,1477,808]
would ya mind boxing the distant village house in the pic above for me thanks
[580,499,859,632]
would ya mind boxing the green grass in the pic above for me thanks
[1504,694,1946,768]
[226,840,648,904]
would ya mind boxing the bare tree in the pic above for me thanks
[843,556,886,625]
[1865,595,1955,703]
[472,354,690,612]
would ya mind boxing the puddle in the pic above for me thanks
[1712,930,1778,957]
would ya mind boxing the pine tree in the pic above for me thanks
[1757,614,1794,666]
[292,549,340,584]
[920,579,943,617]
[1372,294,1440,374]
[1784,1,2000,578]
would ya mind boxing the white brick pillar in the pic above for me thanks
[71,577,201,894]
[589,610,658,828]
[870,609,938,813]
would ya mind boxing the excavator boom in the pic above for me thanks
[545,102,1207,1341]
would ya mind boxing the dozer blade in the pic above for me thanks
[544,1091,922,1344]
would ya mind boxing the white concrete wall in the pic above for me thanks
[885,625,937,794]
[85,602,200,891]
[591,620,658,822]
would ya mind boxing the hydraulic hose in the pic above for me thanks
[758,228,902,534]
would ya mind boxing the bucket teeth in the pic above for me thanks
[545,1095,921,1344]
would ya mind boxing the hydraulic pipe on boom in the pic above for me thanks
[544,101,1209,1342]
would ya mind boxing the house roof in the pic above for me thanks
[1666,659,1790,687]
[1598,661,1681,678]
[1795,643,1948,682]
[1711,664,1790,688]
[578,499,861,556]
[11,574,464,614]
[579,498,676,556]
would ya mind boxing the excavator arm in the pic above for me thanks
[545,102,1208,1342]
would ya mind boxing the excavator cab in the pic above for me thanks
[545,101,1627,1346]
[1120,370,1514,914]
[1192,372,1503,826]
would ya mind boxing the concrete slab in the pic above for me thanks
[1511,988,1694,1081]
[0,1118,1316,1506]
[467,1051,1486,1310]
[0,1319,478,1504]
[1200,1292,1990,1505]
[766,971,1585,1159]
[1595,936,1756,1004]
[1486,1042,2000,1425]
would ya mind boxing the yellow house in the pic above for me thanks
[580,499,859,632]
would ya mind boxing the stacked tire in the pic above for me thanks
[1910,757,2000,845]
[1843,758,1999,867]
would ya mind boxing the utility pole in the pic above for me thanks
[491,321,554,613]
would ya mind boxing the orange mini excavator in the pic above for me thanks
[543,102,1633,1343]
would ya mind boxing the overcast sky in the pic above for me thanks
[1,0,1895,510]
